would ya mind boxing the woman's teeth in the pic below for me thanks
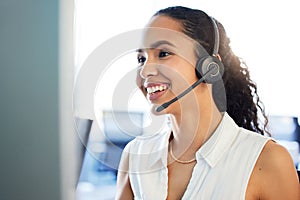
[146,85,167,94]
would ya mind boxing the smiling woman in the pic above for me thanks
[116,6,300,200]
[73,1,300,199]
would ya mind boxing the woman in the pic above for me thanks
[116,6,299,199]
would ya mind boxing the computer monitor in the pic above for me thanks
[268,115,300,166]
[268,116,299,142]
[102,110,144,143]
[99,110,144,172]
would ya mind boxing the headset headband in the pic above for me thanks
[209,16,219,57]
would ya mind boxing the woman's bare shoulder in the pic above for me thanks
[250,140,300,199]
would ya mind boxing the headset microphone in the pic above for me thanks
[155,64,219,112]
[155,16,224,113]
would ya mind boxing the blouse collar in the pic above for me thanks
[144,112,240,170]
[195,112,240,167]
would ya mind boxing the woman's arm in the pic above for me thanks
[253,140,300,199]
[115,145,134,200]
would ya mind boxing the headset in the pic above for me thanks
[195,16,224,83]
[156,16,224,112]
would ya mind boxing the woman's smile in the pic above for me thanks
[144,82,170,101]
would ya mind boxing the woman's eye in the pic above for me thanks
[158,50,172,58]
[137,56,146,65]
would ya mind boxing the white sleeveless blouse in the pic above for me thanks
[123,113,271,199]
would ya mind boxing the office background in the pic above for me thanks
[0,0,299,200]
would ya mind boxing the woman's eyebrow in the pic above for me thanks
[149,40,176,49]
[136,40,176,52]
[136,48,144,53]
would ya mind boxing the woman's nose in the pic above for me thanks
[139,62,159,79]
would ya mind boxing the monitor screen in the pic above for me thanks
[268,116,299,141]
[102,110,144,144]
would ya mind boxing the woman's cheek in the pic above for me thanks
[136,69,146,96]
[136,68,142,86]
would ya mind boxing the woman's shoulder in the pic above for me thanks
[257,140,298,182]
[248,140,300,199]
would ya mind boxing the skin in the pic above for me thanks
[116,15,300,200]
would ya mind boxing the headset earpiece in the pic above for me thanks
[196,55,224,83]
[195,16,224,84]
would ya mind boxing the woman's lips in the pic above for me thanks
[144,83,169,101]
[148,89,167,101]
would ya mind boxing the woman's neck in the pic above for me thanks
[168,104,223,157]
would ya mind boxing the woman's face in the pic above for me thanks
[136,15,201,114]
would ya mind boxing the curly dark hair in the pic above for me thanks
[154,6,269,135]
